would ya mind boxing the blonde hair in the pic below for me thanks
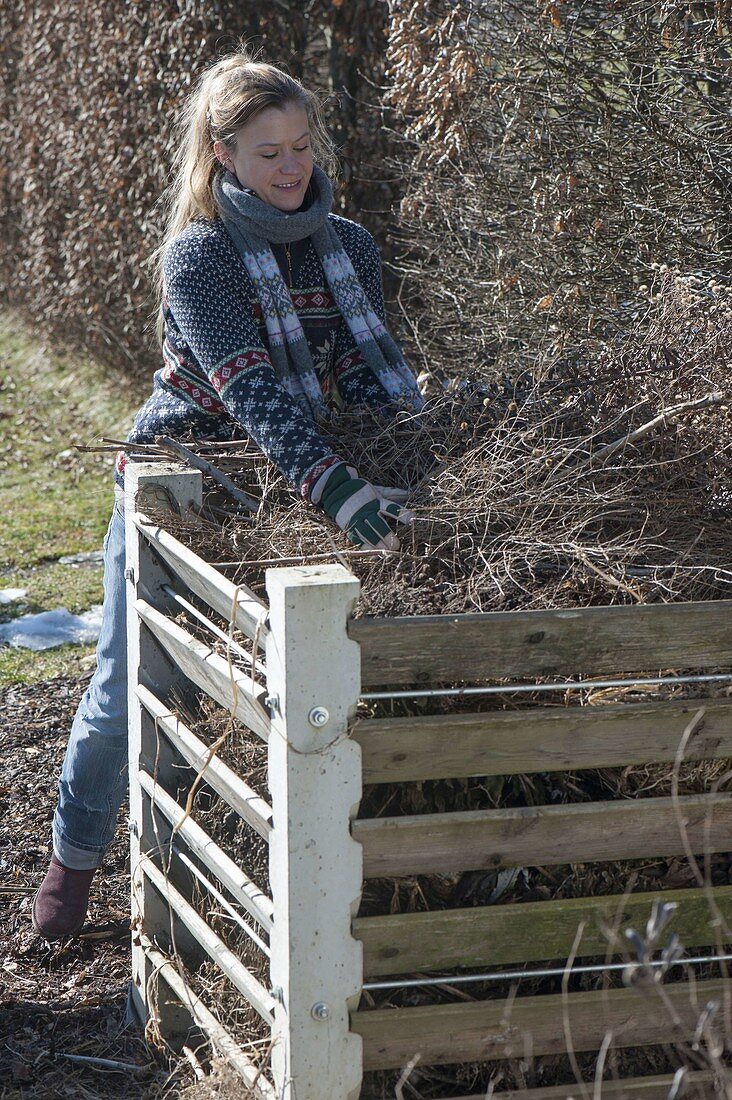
[145,45,339,345]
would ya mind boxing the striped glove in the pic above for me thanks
[310,462,414,550]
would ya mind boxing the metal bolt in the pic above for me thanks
[308,707,329,728]
[265,694,280,716]
[124,567,135,583]
[311,1002,330,1021]
[271,985,284,1005]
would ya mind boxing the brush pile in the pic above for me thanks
[122,268,731,617]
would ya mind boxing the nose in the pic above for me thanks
[280,152,300,175]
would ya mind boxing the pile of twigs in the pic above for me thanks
[104,273,730,618]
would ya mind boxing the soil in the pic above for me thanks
[0,673,195,1099]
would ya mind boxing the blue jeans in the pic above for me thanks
[52,489,128,870]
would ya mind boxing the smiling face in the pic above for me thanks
[214,100,314,212]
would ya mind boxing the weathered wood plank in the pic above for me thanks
[351,979,729,1070]
[137,684,273,841]
[134,512,268,646]
[141,935,276,1099]
[354,885,732,976]
[138,768,273,932]
[444,1071,716,1099]
[354,698,732,783]
[349,600,732,686]
[136,598,270,741]
[354,793,732,878]
[144,859,276,1022]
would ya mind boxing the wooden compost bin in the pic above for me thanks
[124,462,732,1100]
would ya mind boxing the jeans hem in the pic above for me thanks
[52,825,106,871]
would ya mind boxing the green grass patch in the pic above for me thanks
[0,562,104,625]
[0,305,145,687]
[0,641,97,687]
[0,306,145,568]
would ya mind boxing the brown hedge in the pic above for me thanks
[382,0,732,382]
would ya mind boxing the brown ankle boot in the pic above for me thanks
[32,854,96,941]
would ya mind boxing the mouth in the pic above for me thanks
[273,179,302,192]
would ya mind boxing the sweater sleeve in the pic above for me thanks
[163,252,339,493]
[332,229,395,409]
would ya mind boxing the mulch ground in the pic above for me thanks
[0,673,200,1099]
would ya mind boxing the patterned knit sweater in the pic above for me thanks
[119,212,395,499]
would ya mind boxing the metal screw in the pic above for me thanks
[265,694,280,716]
[271,985,284,1005]
[124,567,135,583]
[308,707,329,728]
[311,1002,330,1021]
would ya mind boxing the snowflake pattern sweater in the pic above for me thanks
[119,212,396,499]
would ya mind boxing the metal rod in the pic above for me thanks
[173,843,270,958]
[363,952,732,991]
[361,673,732,701]
[161,583,265,675]
[209,549,392,566]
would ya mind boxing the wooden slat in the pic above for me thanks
[143,860,276,1022]
[136,598,270,741]
[137,684,273,840]
[444,1071,716,1099]
[354,698,732,783]
[351,978,729,1070]
[349,600,732,686]
[354,793,732,878]
[139,769,273,932]
[141,935,276,1099]
[355,885,732,976]
[134,512,268,646]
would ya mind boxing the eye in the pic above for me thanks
[261,153,278,160]
[294,144,310,153]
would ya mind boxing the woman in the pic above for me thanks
[32,49,423,940]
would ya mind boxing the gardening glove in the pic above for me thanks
[313,462,413,550]
[372,485,410,506]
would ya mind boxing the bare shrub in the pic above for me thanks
[383,1,732,384]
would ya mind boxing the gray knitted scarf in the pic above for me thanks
[212,164,424,419]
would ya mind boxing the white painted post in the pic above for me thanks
[265,564,364,1100]
[124,461,203,1036]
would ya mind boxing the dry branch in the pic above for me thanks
[156,436,259,513]
[577,392,726,471]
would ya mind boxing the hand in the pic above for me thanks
[372,485,410,506]
[316,463,414,550]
